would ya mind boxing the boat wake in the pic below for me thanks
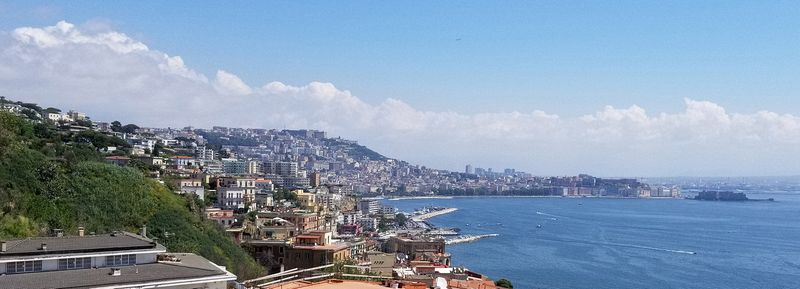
[536,211,564,219]
[602,242,697,255]
[543,236,697,255]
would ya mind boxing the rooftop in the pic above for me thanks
[104,156,130,160]
[292,243,349,251]
[264,279,388,289]
[0,232,159,258]
[0,253,235,289]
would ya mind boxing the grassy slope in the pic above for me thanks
[0,112,263,280]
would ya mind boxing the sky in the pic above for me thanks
[1,1,799,177]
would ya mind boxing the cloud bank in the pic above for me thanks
[2,21,799,176]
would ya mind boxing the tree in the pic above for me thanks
[20,109,41,120]
[19,102,42,112]
[121,124,139,134]
[395,213,408,227]
[152,143,163,156]
[495,279,513,289]
[75,119,93,127]
[111,121,122,132]
[377,218,389,232]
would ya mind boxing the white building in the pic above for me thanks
[316,193,343,210]
[44,112,61,122]
[66,110,86,120]
[217,178,257,211]
[0,231,236,289]
[0,103,22,114]
[169,156,197,168]
[342,212,362,225]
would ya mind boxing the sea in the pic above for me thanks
[383,192,800,289]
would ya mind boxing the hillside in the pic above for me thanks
[323,138,388,161]
[0,112,263,280]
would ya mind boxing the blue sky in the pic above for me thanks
[1,1,799,176]
[2,1,799,115]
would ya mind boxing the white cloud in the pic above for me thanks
[1,21,799,176]
[213,70,252,96]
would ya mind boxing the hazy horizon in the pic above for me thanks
[2,2,800,176]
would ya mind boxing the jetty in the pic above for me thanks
[446,234,499,245]
[411,208,458,221]
[425,229,460,236]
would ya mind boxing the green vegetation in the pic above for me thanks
[273,188,298,203]
[0,112,264,280]
[395,213,408,226]
[196,130,260,147]
[109,120,139,133]
[495,278,513,288]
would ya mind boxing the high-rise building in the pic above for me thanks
[247,160,260,174]
[222,158,247,175]
[310,172,322,187]
[358,199,380,215]
[465,164,474,174]
[262,161,299,177]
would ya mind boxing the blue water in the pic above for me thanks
[384,193,800,289]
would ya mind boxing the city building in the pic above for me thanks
[0,231,236,289]
[263,161,299,177]
[206,208,237,228]
[358,199,380,215]
[384,236,446,261]
[217,178,257,210]
[309,172,322,187]
[366,251,397,276]
[222,158,248,175]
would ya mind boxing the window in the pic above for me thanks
[58,257,92,270]
[6,260,42,274]
[105,254,136,266]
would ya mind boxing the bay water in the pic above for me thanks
[385,193,800,289]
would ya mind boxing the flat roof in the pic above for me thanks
[265,280,388,289]
[0,232,157,258]
[0,253,235,289]
[292,243,349,251]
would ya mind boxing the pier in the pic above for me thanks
[446,234,499,245]
[411,207,458,221]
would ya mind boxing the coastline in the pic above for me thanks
[435,195,682,200]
